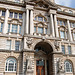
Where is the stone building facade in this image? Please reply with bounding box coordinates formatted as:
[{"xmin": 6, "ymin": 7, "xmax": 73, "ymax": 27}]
[{"xmin": 0, "ymin": 0, "xmax": 75, "ymax": 75}]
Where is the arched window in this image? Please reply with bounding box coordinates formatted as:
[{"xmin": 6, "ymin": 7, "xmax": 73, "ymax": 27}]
[
  {"xmin": 64, "ymin": 61, "xmax": 72, "ymax": 72},
  {"xmin": 34, "ymin": 15, "xmax": 47, "ymax": 22},
  {"xmin": 68, "ymin": 10, "xmax": 73, "ymax": 14},
  {"xmin": 57, "ymin": 8, "xmax": 62, "ymax": 11},
  {"xmin": 5, "ymin": 58, "xmax": 17, "ymax": 72}
]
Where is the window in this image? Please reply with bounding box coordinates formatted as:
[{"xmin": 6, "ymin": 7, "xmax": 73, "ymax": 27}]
[
  {"xmin": 19, "ymin": 25, "xmax": 21, "ymax": 34},
  {"xmin": 5, "ymin": 58, "xmax": 16, "ymax": 72},
  {"xmin": 64, "ymin": 61, "xmax": 72, "ymax": 72},
  {"xmin": 12, "ymin": 25, "xmax": 18, "ymax": 33},
  {"xmin": 60, "ymin": 31, "xmax": 65, "ymax": 39},
  {"xmin": 19, "ymin": 13, "xmax": 22, "ymax": 19},
  {"xmin": 0, "ymin": 23, "xmax": 3, "ymax": 32},
  {"xmin": 34, "ymin": 26, "xmax": 36, "ymax": 33},
  {"xmin": 57, "ymin": 20, "xmax": 66, "ymax": 26},
  {"xmin": 6, "ymin": 40, "xmax": 11, "ymax": 50},
  {"xmin": 73, "ymin": 32, "xmax": 75, "ymax": 40},
  {"xmin": 14, "ymin": 13, "xmax": 18, "ymax": 19},
  {"xmin": 57, "ymin": 8, "xmax": 62, "ymax": 11},
  {"xmin": 34, "ymin": 15, "xmax": 47, "ymax": 22},
  {"xmin": 70, "ymin": 22, "xmax": 75, "ymax": 28},
  {"xmin": 8, "ymin": 24, "xmax": 10, "ymax": 33},
  {"xmin": 15, "ymin": 0, "xmax": 20, "ymax": 3},
  {"xmin": 9, "ymin": 12, "xmax": 13, "ymax": 18},
  {"xmin": 68, "ymin": 46, "xmax": 71, "ymax": 55},
  {"xmin": 45, "ymin": 28, "xmax": 47, "ymax": 34},
  {"xmin": 68, "ymin": 10, "xmax": 73, "ymax": 14},
  {"xmin": 38, "ymin": 27, "xmax": 43, "ymax": 34},
  {"xmin": 2, "ymin": 10, "xmax": 5, "ymax": 16},
  {"xmin": 38, "ymin": 16, "xmax": 43, "ymax": 21},
  {"xmin": 15, "ymin": 41, "xmax": 20, "ymax": 51},
  {"xmin": 61, "ymin": 45, "xmax": 65, "ymax": 54}
]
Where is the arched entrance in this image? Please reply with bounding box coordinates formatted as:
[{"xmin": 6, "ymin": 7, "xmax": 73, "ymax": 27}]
[{"xmin": 34, "ymin": 41, "xmax": 54, "ymax": 75}]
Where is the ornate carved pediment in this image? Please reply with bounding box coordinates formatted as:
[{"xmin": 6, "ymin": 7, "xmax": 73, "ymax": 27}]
[
  {"xmin": 8, "ymin": 19, "xmax": 22, "ymax": 25},
  {"xmin": 24, "ymin": 0, "xmax": 57, "ymax": 9}
]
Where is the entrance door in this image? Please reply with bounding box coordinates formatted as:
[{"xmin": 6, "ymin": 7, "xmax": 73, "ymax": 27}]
[{"xmin": 36, "ymin": 60, "xmax": 45, "ymax": 75}]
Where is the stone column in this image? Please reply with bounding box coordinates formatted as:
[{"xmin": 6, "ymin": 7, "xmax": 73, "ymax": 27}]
[
  {"xmin": 26, "ymin": 9, "xmax": 29, "ymax": 34},
  {"xmin": 54, "ymin": 14, "xmax": 59, "ymax": 37},
  {"xmin": 67, "ymin": 20, "xmax": 73, "ymax": 41},
  {"xmin": 30, "ymin": 10, "xmax": 34, "ymax": 35},
  {"xmin": 3, "ymin": 8, "xmax": 9, "ymax": 33},
  {"xmin": 50, "ymin": 14, "xmax": 55, "ymax": 37},
  {"xmin": 22, "ymin": 12, "xmax": 25, "ymax": 35}
]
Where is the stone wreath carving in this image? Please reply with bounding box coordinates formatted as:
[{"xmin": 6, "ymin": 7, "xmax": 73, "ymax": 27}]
[{"xmin": 26, "ymin": 37, "xmax": 33, "ymax": 48}]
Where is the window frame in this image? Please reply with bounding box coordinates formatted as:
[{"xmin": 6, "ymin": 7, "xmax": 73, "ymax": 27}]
[
  {"xmin": 64, "ymin": 61, "xmax": 72, "ymax": 73},
  {"xmin": 15, "ymin": 41, "xmax": 20, "ymax": 51},
  {"xmin": 5, "ymin": 58, "xmax": 17, "ymax": 72}
]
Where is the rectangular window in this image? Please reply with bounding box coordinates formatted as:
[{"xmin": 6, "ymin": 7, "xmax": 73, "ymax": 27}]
[
  {"xmin": 38, "ymin": 27, "xmax": 43, "ymax": 34},
  {"xmin": 6, "ymin": 40, "xmax": 11, "ymax": 50},
  {"xmin": 0, "ymin": 23, "xmax": 3, "ymax": 32},
  {"xmin": 59, "ymin": 20, "xmax": 63, "ymax": 25},
  {"xmin": 19, "ymin": 13, "xmax": 22, "ymax": 19},
  {"xmin": 68, "ymin": 46, "xmax": 71, "ymax": 54},
  {"xmin": 9, "ymin": 12, "xmax": 13, "ymax": 18},
  {"xmin": 73, "ymin": 32, "xmax": 75, "ymax": 40},
  {"xmin": 34, "ymin": 27, "xmax": 36, "ymax": 32},
  {"xmin": 14, "ymin": 13, "xmax": 18, "ymax": 19},
  {"xmin": 61, "ymin": 45, "xmax": 65, "ymax": 54},
  {"xmin": 19, "ymin": 25, "xmax": 21, "ymax": 34},
  {"xmin": 15, "ymin": 41, "xmax": 20, "ymax": 51},
  {"xmin": 15, "ymin": 0, "xmax": 20, "ymax": 3},
  {"xmin": 60, "ymin": 31, "xmax": 65, "ymax": 39},
  {"xmin": 2, "ymin": 10, "xmax": 5, "ymax": 16},
  {"xmin": 12, "ymin": 25, "xmax": 18, "ymax": 33},
  {"xmin": 8, "ymin": 24, "xmax": 10, "ymax": 33}
]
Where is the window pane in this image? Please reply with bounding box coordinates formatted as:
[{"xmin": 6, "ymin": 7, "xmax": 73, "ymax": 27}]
[
  {"xmin": 45, "ymin": 28, "xmax": 47, "ymax": 34},
  {"xmin": 9, "ymin": 12, "xmax": 13, "ymax": 18},
  {"xmin": 34, "ymin": 27, "xmax": 36, "ymax": 32},
  {"xmin": 61, "ymin": 45, "xmax": 65, "ymax": 54},
  {"xmin": 12, "ymin": 25, "xmax": 18, "ymax": 33},
  {"xmin": 73, "ymin": 33, "xmax": 75, "ymax": 40},
  {"xmin": 0, "ymin": 23, "xmax": 3, "ymax": 32},
  {"xmin": 19, "ymin": 25, "xmax": 21, "ymax": 34},
  {"xmin": 2, "ymin": 10, "xmax": 5, "ymax": 16},
  {"xmin": 19, "ymin": 13, "xmax": 22, "ymax": 19},
  {"xmin": 15, "ymin": 41, "xmax": 20, "ymax": 51},
  {"xmin": 68, "ymin": 46, "xmax": 71, "ymax": 54},
  {"xmin": 6, "ymin": 40, "xmax": 11, "ymax": 50},
  {"xmin": 38, "ymin": 16, "xmax": 43, "ymax": 21},
  {"xmin": 38, "ymin": 27, "xmax": 43, "ymax": 34},
  {"xmin": 8, "ymin": 24, "xmax": 10, "ymax": 33},
  {"xmin": 15, "ymin": 0, "xmax": 20, "ymax": 3},
  {"xmin": 60, "ymin": 31, "xmax": 65, "ymax": 38},
  {"xmin": 14, "ymin": 13, "xmax": 18, "ymax": 18}
]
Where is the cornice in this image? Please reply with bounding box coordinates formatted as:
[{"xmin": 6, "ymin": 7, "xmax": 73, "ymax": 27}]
[
  {"xmin": 57, "ymin": 11, "xmax": 75, "ymax": 17},
  {"xmin": 0, "ymin": 0, "xmax": 25, "ymax": 7}
]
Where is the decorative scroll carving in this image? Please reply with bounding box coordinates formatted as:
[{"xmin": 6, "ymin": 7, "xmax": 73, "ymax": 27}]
[
  {"xmin": 26, "ymin": 37, "xmax": 33, "ymax": 48},
  {"xmin": 54, "ymin": 40, "xmax": 59, "ymax": 51}
]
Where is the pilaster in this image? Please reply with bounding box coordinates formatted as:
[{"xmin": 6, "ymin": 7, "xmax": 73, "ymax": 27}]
[
  {"xmin": 67, "ymin": 20, "xmax": 73, "ymax": 42},
  {"xmin": 3, "ymin": 8, "xmax": 9, "ymax": 34}
]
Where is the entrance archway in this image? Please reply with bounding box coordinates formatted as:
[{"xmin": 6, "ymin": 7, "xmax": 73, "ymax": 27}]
[{"xmin": 34, "ymin": 41, "xmax": 54, "ymax": 75}]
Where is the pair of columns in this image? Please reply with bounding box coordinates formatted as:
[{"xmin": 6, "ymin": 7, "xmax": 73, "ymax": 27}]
[
  {"xmin": 50, "ymin": 14, "xmax": 73, "ymax": 41},
  {"xmin": 50, "ymin": 14, "xmax": 59, "ymax": 38},
  {"xmin": 25, "ymin": 9, "xmax": 34, "ymax": 35}
]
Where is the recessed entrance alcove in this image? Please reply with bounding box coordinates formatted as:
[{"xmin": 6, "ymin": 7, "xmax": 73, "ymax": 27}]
[{"xmin": 34, "ymin": 41, "xmax": 54, "ymax": 75}]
